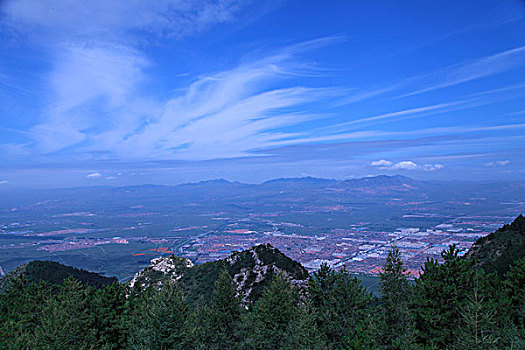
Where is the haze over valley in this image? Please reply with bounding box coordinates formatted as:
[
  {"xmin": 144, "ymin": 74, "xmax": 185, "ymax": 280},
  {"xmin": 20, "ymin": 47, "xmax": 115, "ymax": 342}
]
[{"xmin": 1, "ymin": 175, "xmax": 523, "ymax": 280}]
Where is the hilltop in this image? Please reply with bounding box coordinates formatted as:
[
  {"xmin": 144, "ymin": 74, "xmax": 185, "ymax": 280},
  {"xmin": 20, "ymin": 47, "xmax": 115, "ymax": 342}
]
[
  {"xmin": 0, "ymin": 260, "xmax": 117, "ymax": 292},
  {"xmin": 129, "ymin": 243, "xmax": 309, "ymax": 304}
]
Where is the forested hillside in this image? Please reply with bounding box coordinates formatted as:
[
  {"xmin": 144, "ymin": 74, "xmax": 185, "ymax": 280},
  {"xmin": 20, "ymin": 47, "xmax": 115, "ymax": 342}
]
[
  {"xmin": 0, "ymin": 260, "xmax": 117, "ymax": 293},
  {"xmin": 1, "ymin": 218, "xmax": 524, "ymax": 349},
  {"xmin": 466, "ymin": 214, "xmax": 525, "ymax": 275}
]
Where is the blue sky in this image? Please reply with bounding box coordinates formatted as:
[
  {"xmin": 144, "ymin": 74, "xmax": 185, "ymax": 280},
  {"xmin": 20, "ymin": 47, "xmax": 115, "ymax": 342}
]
[{"xmin": 1, "ymin": 0, "xmax": 524, "ymax": 188}]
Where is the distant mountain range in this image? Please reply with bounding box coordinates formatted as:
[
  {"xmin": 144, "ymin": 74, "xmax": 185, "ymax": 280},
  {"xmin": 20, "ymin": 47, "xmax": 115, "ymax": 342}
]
[
  {"xmin": 1, "ymin": 174, "xmax": 522, "ymax": 193},
  {"xmin": 2, "ymin": 174, "xmax": 523, "ymax": 212}
]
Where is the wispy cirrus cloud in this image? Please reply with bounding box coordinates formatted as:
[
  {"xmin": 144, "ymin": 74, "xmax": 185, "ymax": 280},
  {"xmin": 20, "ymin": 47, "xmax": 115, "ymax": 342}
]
[
  {"xmin": 400, "ymin": 46, "xmax": 525, "ymax": 98},
  {"xmin": 31, "ymin": 44, "xmax": 149, "ymax": 153},
  {"xmin": 29, "ymin": 37, "xmax": 342, "ymax": 160},
  {"xmin": 1, "ymin": 0, "xmax": 524, "ymax": 170},
  {"xmin": 2, "ymin": 0, "xmax": 345, "ymax": 162},
  {"xmin": 324, "ymin": 99, "xmax": 473, "ymax": 131},
  {"xmin": 334, "ymin": 46, "xmax": 525, "ymax": 106},
  {"xmin": 1, "ymin": 0, "xmax": 249, "ymax": 41},
  {"xmin": 88, "ymin": 46, "xmax": 342, "ymax": 160}
]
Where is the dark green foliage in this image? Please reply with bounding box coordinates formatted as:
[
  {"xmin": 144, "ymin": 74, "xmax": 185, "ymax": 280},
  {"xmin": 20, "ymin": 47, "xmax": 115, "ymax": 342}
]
[
  {"xmin": 413, "ymin": 245, "xmax": 477, "ymax": 348},
  {"xmin": 283, "ymin": 301, "xmax": 326, "ymax": 350},
  {"xmin": 0, "ymin": 260, "xmax": 117, "ymax": 293},
  {"xmin": 130, "ymin": 280, "xmax": 190, "ymax": 350},
  {"xmin": 179, "ymin": 260, "xmax": 228, "ymax": 303},
  {"xmin": 309, "ymin": 263, "xmax": 373, "ymax": 349},
  {"xmin": 466, "ymin": 214, "xmax": 525, "ymax": 275},
  {"xmin": 199, "ymin": 270, "xmax": 244, "ymax": 349},
  {"xmin": 503, "ymin": 258, "xmax": 525, "ymax": 328},
  {"xmin": 32, "ymin": 278, "xmax": 97, "ymax": 349},
  {"xmin": 457, "ymin": 275, "xmax": 500, "ymax": 349},
  {"xmin": 378, "ymin": 245, "xmax": 412, "ymax": 348},
  {"xmin": 0, "ymin": 277, "xmax": 55, "ymax": 349},
  {"xmin": 90, "ymin": 283, "xmax": 129, "ymax": 349},
  {"xmin": 249, "ymin": 274, "xmax": 300, "ymax": 349}
]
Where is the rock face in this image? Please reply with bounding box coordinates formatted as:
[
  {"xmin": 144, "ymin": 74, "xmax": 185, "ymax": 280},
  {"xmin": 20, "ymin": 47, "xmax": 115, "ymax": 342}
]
[
  {"xmin": 466, "ymin": 215, "xmax": 525, "ymax": 275},
  {"xmin": 226, "ymin": 244, "xmax": 309, "ymax": 304},
  {"xmin": 128, "ymin": 255, "xmax": 194, "ymax": 290},
  {"xmin": 128, "ymin": 243, "xmax": 310, "ymax": 304}
]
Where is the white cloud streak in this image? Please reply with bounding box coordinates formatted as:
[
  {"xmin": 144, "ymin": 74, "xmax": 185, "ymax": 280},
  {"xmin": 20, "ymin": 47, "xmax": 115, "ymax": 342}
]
[
  {"xmin": 371, "ymin": 160, "xmax": 444, "ymax": 171},
  {"xmin": 485, "ymin": 160, "xmax": 510, "ymax": 167},
  {"xmin": 326, "ymin": 99, "xmax": 473, "ymax": 131},
  {"xmin": 3, "ymin": 0, "xmax": 347, "ymax": 162},
  {"xmin": 370, "ymin": 159, "xmax": 392, "ymax": 167},
  {"xmin": 265, "ymin": 121, "xmax": 525, "ymax": 148},
  {"xmin": 107, "ymin": 57, "xmax": 340, "ymax": 160},
  {"xmin": 401, "ymin": 46, "xmax": 525, "ymax": 97},
  {"xmin": 335, "ymin": 47, "xmax": 525, "ymax": 106},
  {"xmin": 86, "ymin": 172, "xmax": 102, "ymax": 178}
]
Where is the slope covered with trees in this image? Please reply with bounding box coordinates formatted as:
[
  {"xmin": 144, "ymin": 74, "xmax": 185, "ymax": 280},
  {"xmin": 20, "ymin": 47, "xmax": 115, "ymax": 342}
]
[
  {"xmin": 0, "ymin": 260, "xmax": 117, "ymax": 293},
  {"xmin": 466, "ymin": 214, "xmax": 525, "ymax": 275}
]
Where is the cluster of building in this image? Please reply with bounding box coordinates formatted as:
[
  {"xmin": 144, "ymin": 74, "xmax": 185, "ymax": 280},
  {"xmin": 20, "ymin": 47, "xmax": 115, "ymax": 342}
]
[
  {"xmin": 0, "ymin": 210, "xmax": 510, "ymax": 277},
  {"xmin": 175, "ymin": 216, "xmax": 506, "ymax": 276},
  {"xmin": 37, "ymin": 237, "xmax": 129, "ymax": 252}
]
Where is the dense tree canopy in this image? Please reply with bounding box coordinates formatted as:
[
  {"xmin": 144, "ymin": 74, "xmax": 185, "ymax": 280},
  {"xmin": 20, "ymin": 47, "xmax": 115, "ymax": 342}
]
[{"xmin": 1, "ymin": 244, "xmax": 524, "ymax": 349}]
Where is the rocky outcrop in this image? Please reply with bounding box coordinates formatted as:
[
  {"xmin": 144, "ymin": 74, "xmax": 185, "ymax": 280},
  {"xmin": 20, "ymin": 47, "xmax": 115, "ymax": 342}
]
[
  {"xmin": 227, "ymin": 244, "xmax": 309, "ymax": 304},
  {"xmin": 128, "ymin": 255, "xmax": 193, "ymax": 290},
  {"xmin": 128, "ymin": 244, "xmax": 309, "ymax": 304}
]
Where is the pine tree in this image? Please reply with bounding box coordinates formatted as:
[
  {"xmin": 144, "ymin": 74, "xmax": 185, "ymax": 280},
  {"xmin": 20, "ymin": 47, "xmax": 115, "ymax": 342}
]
[
  {"xmin": 90, "ymin": 282, "xmax": 129, "ymax": 349},
  {"xmin": 130, "ymin": 280, "xmax": 190, "ymax": 350},
  {"xmin": 309, "ymin": 263, "xmax": 373, "ymax": 349},
  {"xmin": 249, "ymin": 273, "xmax": 299, "ymax": 350},
  {"xmin": 202, "ymin": 269, "xmax": 244, "ymax": 349},
  {"xmin": 498, "ymin": 258, "xmax": 525, "ymax": 349},
  {"xmin": 283, "ymin": 300, "xmax": 326, "ymax": 350},
  {"xmin": 0, "ymin": 278, "xmax": 54, "ymax": 349},
  {"xmin": 378, "ymin": 245, "xmax": 412, "ymax": 348},
  {"xmin": 412, "ymin": 245, "xmax": 476, "ymax": 348},
  {"xmin": 457, "ymin": 274, "xmax": 499, "ymax": 349},
  {"xmin": 503, "ymin": 257, "xmax": 525, "ymax": 328},
  {"xmin": 32, "ymin": 277, "xmax": 97, "ymax": 350}
]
